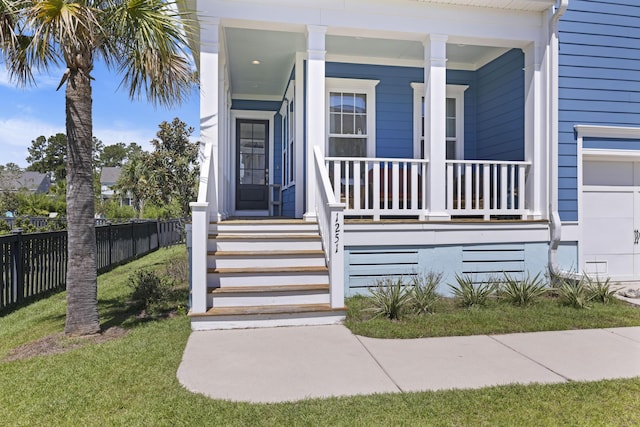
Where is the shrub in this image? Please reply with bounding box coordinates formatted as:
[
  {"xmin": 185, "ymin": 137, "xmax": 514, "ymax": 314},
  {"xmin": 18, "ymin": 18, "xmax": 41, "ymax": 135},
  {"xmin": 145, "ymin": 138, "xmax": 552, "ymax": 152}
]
[
  {"xmin": 127, "ymin": 269, "xmax": 171, "ymax": 314},
  {"xmin": 585, "ymin": 275, "xmax": 617, "ymax": 305},
  {"xmin": 368, "ymin": 277, "xmax": 413, "ymax": 320},
  {"xmin": 557, "ymin": 277, "xmax": 592, "ymax": 309},
  {"xmin": 449, "ymin": 274, "xmax": 496, "ymax": 308},
  {"xmin": 410, "ymin": 272, "xmax": 441, "ymax": 314},
  {"xmin": 499, "ymin": 272, "xmax": 547, "ymax": 307}
]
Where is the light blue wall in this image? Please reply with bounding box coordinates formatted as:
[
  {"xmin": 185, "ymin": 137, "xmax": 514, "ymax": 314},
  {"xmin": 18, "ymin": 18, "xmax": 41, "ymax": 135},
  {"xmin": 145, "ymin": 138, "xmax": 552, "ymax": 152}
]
[
  {"xmin": 558, "ymin": 0, "xmax": 640, "ymax": 221},
  {"xmin": 345, "ymin": 242, "xmax": 549, "ymax": 296}
]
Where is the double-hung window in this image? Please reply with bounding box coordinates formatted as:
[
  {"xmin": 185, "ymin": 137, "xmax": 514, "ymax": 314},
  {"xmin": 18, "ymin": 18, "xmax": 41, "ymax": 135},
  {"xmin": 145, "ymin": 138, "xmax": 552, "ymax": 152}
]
[
  {"xmin": 411, "ymin": 83, "xmax": 468, "ymax": 160},
  {"xmin": 326, "ymin": 78, "xmax": 379, "ymax": 158}
]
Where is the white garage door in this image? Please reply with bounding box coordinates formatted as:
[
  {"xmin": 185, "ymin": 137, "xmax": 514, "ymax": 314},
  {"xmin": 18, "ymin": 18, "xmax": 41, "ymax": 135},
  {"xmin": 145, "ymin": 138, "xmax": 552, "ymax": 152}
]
[{"xmin": 582, "ymin": 160, "xmax": 640, "ymax": 280}]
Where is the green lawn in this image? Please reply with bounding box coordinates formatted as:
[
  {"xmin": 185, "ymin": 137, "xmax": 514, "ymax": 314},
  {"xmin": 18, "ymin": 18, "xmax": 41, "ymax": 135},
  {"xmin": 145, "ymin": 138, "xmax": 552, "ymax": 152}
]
[{"xmin": 1, "ymin": 247, "xmax": 640, "ymax": 426}]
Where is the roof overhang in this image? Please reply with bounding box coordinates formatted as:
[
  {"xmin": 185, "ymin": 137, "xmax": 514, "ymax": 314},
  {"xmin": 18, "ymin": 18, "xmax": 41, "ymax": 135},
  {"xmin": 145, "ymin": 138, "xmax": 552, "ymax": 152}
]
[{"xmin": 415, "ymin": 0, "xmax": 556, "ymax": 12}]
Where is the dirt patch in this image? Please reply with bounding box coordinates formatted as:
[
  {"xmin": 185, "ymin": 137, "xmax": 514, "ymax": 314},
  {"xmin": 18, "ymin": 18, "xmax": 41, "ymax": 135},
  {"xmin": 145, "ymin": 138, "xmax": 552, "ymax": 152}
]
[{"xmin": 2, "ymin": 327, "xmax": 129, "ymax": 362}]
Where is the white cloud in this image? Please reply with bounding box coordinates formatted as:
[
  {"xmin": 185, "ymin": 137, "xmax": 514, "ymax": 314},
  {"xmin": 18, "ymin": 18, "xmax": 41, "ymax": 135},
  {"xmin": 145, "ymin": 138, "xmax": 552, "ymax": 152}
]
[
  {"xmin": 0, "ymin": 117, "xmax": 64, "ymax": 167},
  {"xmin": 0, "ymin": 117, "xmax": 161, "ymax": 167},
  {"xmin": 0, "ymin": 68, "xmax": 65, "ymax": 89}
]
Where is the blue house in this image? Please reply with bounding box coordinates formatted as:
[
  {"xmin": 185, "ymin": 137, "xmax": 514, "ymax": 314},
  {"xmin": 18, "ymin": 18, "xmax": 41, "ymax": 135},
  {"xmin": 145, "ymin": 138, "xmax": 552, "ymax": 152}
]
[{"xmin": 181, "ymin": 0, "xmax": 639, "ymax": 329}]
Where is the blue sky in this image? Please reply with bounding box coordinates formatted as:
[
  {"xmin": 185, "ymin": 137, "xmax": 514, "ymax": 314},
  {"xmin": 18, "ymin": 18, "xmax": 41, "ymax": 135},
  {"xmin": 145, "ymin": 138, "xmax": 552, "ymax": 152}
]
[{"xmin": 0, "ymin": 60, "xmax": 200, "ymax": 168}]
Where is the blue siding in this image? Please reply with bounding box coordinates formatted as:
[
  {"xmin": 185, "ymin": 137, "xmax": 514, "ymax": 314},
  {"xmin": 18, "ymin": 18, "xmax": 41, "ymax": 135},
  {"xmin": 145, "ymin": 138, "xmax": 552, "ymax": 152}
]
[
  {"xmin": 325, "ymin": 57, "xmax": 522, "ymax": 162},
  {"xmin": 326, "ymin": 62, "xmax": 421, "ymax": 158},
  {"xmin": 475, "ymin": 49, "xmax": 525, "ymax": 161},
  {"xmin": 559, "ymin": 0, "xmax": 640, "ymax": 221},
  {"xmin": 345, "ymin": 242, "xmax": 549, "ymax": 296},
  {"xmin": 281, "ymin": 187, "xmax": 296, "ymax": 218},
  {"xmin": 231, "ymin": 99, "xmax": 281, "ymax": 111}
]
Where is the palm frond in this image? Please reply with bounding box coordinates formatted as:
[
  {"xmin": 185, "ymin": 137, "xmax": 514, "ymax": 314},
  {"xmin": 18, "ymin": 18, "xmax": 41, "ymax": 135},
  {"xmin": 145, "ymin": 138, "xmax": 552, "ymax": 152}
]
[{"xmin": 108, "ymin": 0, "xmax": 196, "ymax": 107}]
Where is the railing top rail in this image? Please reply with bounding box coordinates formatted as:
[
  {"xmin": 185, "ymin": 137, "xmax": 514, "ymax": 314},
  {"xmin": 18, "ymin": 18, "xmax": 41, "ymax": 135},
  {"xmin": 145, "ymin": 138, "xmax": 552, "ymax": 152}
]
[
  {"xmin": 314, "ymin": 147, "xmax": 341, "ymax": 206},
  {"xmin": 446, "ymin": 159, "xmax": 532, "ymax": 166},
  {"xmin": 326, "ymin": 156, "xmax": 430, "ymax": 164}
]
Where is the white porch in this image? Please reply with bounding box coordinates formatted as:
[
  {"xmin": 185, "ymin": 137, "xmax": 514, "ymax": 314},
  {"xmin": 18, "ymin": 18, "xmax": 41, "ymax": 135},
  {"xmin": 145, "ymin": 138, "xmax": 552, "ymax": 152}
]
[{"xmin": 184, "ymin": 0, "xmax": 560, "ymax": 327}]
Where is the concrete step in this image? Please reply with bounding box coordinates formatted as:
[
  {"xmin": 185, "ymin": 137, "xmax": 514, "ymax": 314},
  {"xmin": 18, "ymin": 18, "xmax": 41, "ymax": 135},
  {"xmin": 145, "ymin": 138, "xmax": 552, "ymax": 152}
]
[
  {"xmin": 208, "ymin": 250, "xmax": 326, "ymax": 269},
  {"xmin": 189, "ymin": 303, "xmax": 346, "ymax": 330},
  {"xmin": 208, "ymin": 284, "xmax": 330, "ymax": 307},
  {"xmin": 207, "ymin": 266, "xmax": 329, "ymax": 287}
]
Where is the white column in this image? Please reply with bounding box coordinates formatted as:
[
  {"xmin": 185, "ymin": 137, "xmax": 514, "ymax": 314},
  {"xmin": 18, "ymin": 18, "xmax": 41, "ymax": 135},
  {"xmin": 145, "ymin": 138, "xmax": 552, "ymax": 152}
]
[
  {"xmin": 295, "ymin": 52, "xmax": 305, "ymax": 218},
  {"xmin": 524, "ymin": 42, "xmax": 546, "ymax": 220},
  {"xmin": 189, "ymin": 202, "xmax": 208, "ymax": 314},
  {"xmin": 201, "ymin": 17, "xmax": 220, "ymax": 222},
  {"xmin": 304, "ymin": 25, "xmax": 327, "ymax": 222},
  {"xmin": 424, "ymin": 35, "xmax": 450, "ymax": 220}
]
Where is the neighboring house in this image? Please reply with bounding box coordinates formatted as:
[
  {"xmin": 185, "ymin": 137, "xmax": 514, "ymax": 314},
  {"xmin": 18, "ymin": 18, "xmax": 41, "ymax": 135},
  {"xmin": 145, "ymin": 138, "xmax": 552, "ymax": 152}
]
[
  {"xmin": 182, "ymin": 0, "xmax": 639, "ymax": 329},
  {"xmin": 100, "ymin": 167, "xmax": 131, "ymax": 206},
  {"xmin": 5, "ymin": 171, "xmax": 51, "ymax": 194}
]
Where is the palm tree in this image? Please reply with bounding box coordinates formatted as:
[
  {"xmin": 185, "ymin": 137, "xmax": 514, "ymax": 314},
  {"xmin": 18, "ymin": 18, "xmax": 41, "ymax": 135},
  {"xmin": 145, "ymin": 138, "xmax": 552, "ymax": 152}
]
[{"xmin": 0, "ymin": 0, "xmax": 194, "ymax": 335}]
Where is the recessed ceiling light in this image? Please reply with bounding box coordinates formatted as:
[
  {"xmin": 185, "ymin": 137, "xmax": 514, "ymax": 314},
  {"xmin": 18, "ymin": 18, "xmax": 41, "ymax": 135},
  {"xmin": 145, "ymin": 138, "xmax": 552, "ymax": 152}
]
[{"xmin": 251, "ymin": 60, "xmax": 261, "ymax": 65}]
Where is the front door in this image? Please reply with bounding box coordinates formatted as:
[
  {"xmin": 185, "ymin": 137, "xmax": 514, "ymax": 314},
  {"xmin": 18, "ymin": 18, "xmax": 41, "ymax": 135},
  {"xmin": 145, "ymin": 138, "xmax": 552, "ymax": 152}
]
[{"xmin": 236, "ymin": 119, "xmax": 269, "ymax": 211}]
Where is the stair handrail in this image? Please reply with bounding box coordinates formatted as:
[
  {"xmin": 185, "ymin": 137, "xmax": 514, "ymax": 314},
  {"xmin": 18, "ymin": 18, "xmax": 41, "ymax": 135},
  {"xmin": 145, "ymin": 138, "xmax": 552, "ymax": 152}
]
[{"xmin": 313, "ymin": 146, "xmax": 345, "ymax": 309}]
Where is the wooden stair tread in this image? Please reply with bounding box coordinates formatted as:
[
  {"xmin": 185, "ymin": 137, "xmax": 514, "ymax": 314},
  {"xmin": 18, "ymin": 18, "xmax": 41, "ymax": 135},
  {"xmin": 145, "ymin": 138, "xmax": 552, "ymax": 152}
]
[
  {"xmin": 190, "ymin": 304, "xmax": 345, "ymax": 317},
  {"xmin": 208, "ymin": 250, "xmax": 324, "ymax": 257},
  {"xmin": 209, "ymin": 284, "xmax": 329, "ymax": 294},
  {"xmin": 209, "ymin": 266, "xmax": 328, "ymax": 274}
]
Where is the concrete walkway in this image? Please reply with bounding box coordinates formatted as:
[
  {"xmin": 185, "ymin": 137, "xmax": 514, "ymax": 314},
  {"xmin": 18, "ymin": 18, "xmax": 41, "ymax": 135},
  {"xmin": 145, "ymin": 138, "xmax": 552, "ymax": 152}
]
[{"xmin": 177, "ymin": 325, "xmax": 640, "ymax": 403}]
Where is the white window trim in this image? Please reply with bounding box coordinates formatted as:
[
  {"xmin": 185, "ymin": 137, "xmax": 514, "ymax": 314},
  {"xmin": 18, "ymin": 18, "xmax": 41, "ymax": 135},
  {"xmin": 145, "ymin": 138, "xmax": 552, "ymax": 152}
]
[
  {"xmin": 325, "ymin": 77, "xmax": 379, "ymax": 158},
  {"xmin": 280, "ymin": 82, "xmax": 295, "ymax": 189},
  {"xmin": 411, "ymin": 82, "xmax": 468, "ymax": 160}
]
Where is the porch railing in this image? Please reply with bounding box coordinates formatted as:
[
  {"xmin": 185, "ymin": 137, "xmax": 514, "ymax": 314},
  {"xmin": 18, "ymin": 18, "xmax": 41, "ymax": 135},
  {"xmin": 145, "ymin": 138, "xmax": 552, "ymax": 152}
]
[
  {"xmin": 325, "ymin": 156, "xmax": 429, "ymax": 221},
  {"xmin": 313, "ymin": 147, "xmax": 345, "ymax": 309},
  {"xmin": 446, "ymin": 160, "xmax": 531, "ymax": 219},
  {"xmin": 321, "ymin": 156, "xmax": 531, "ymax": 220}
]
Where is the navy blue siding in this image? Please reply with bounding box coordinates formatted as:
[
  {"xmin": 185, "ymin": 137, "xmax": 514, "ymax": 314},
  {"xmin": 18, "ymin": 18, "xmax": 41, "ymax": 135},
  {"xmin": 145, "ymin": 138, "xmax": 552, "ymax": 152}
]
[
  {"xmin": 475, "ymin": 49, "xmax": 525, "ymax": 161},
  {"xmin": 325, "ymin": 54, "xmax": 523, "ymax": 162},
  {"xmin": 326, "ymin": 63, "xmax": 421, "ymax": 158},
  {"xmin": 559, "ymin": 0, "xmax": 640, "ymax": 221},
  {"xmin": 281, "ymin": 187, "xmax": 295, "ymax": 217},
  {"xmin": 231, "ymin": 99, "xmax": 281, "ymax": 111}
]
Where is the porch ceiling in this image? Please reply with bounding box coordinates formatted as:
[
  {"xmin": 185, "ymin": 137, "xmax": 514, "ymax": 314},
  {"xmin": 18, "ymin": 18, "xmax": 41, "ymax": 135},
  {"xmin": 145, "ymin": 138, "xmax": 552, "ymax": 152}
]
[{"xmin": 225, "ymin": 28, "xmax": 509, "ymax": 100}]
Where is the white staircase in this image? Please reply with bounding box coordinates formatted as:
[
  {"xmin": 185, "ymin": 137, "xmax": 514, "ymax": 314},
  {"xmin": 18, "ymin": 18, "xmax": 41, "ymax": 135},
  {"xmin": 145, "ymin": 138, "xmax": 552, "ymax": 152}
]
[{"xmin": 189, "ymin": 219, "xmax": 346, "ymax": 330}]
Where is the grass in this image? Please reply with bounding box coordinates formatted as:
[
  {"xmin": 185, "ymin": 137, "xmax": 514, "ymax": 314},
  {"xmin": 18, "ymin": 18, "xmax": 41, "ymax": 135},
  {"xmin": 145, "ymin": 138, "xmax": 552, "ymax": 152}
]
[
  {"xmin": 1, "ymin": 250, "xmax": 640, "ymax": 425},
  {"xmin": 345, "ymin": 294, "xmax": 640, "ymax": 339}
]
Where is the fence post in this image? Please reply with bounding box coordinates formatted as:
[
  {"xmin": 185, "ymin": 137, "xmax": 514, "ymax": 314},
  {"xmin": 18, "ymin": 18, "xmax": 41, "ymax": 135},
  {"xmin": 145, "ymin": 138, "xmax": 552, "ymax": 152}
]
[
  {"xmin": 107, "ymin": 222, "xmax": 112, "ymax": 268},
  {"xmin": 11, "ymin": 229, "xmax": 24, "ymax": 304}
]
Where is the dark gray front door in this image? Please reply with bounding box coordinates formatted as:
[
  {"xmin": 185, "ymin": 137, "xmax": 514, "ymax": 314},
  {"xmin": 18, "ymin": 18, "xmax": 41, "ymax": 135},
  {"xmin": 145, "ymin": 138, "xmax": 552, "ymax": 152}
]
[{"xmin": 236, "ymin": 119, "xmax": 269, "ymax": 210}]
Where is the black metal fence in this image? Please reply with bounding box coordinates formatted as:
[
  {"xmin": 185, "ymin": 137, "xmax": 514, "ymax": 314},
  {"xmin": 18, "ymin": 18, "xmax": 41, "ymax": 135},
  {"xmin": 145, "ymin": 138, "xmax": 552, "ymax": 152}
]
[{"xmin": 0, "ymin": 219, "xmax": 184, "ymax": 311}]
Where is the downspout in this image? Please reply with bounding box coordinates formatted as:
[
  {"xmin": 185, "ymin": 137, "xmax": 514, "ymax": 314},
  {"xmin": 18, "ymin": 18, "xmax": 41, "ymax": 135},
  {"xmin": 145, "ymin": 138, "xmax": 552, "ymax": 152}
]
[{"xmin": 548, "ymin": 0, "xmax": 570, "ymax": 278}]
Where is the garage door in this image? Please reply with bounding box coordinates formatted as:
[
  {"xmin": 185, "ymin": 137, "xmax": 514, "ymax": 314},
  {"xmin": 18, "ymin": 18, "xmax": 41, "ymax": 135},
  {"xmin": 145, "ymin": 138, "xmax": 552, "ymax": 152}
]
[{"xmin": 582, "ymin": 160, "xmax": 640, "ymax": 280}]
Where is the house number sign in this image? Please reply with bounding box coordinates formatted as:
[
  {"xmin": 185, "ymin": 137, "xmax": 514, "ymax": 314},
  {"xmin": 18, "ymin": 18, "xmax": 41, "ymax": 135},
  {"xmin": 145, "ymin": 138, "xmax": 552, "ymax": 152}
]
[
  {"xmin": 635, "ymin": 229, "xmax": 640, "ymax": 245},
  {"xmin": 334, "ymin": 215, "xmax": 341, "ymax": 253}
]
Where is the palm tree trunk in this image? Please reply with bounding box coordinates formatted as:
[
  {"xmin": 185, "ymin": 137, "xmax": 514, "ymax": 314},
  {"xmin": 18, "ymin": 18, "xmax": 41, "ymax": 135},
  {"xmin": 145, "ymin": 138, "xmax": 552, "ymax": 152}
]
[{"xmin": 64, "ymin": 61, "xmax": 100, "ymax": 336}]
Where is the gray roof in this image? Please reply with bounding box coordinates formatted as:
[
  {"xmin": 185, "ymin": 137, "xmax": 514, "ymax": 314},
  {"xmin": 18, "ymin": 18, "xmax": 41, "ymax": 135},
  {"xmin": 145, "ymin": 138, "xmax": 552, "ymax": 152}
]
[
  {"xmin": 100, "ymin": 167, "xmax": 122, "ymax": 185},
  {"xmin": 5, "ymin": 171, "xmax": 51, "ymax": 193}
]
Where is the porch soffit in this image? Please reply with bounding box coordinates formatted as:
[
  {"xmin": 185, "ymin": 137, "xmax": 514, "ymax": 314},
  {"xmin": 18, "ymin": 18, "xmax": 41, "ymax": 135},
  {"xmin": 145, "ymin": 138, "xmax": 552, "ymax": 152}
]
[{"xmin": 225, "ymin": 28, "xmax": 512, "ymax": 100}]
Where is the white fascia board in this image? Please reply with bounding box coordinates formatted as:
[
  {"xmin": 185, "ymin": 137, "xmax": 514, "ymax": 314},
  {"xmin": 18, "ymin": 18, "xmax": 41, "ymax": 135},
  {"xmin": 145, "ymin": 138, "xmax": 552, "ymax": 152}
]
[
  {"xmin": 575, "ymin": 125, "xmax": 640, "ymax": 140},
  {"xmin": 200, "ymin": 0, "xmax": 546, "ymax": 47}
]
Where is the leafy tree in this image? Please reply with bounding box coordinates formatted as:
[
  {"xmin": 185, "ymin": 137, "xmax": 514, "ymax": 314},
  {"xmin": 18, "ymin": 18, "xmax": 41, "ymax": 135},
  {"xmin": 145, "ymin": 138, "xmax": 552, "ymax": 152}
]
[
  {"xmin": 26, "ymin": 133, "xmax": 68, "ymax": 181},
  {"xmin": 0, "ymin": 0, "xmax": 195, "ymax": 336},
  {"xmin": 144, "ymin": 118, "xmax": 199, "ymax": 218},
  {"xmin": 115, "ymin": 150, "xmax": 149, "ymax": 217},
  {"xmin": 99, "ymin": 143, "xmax": 128, "ymax": 168}
]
